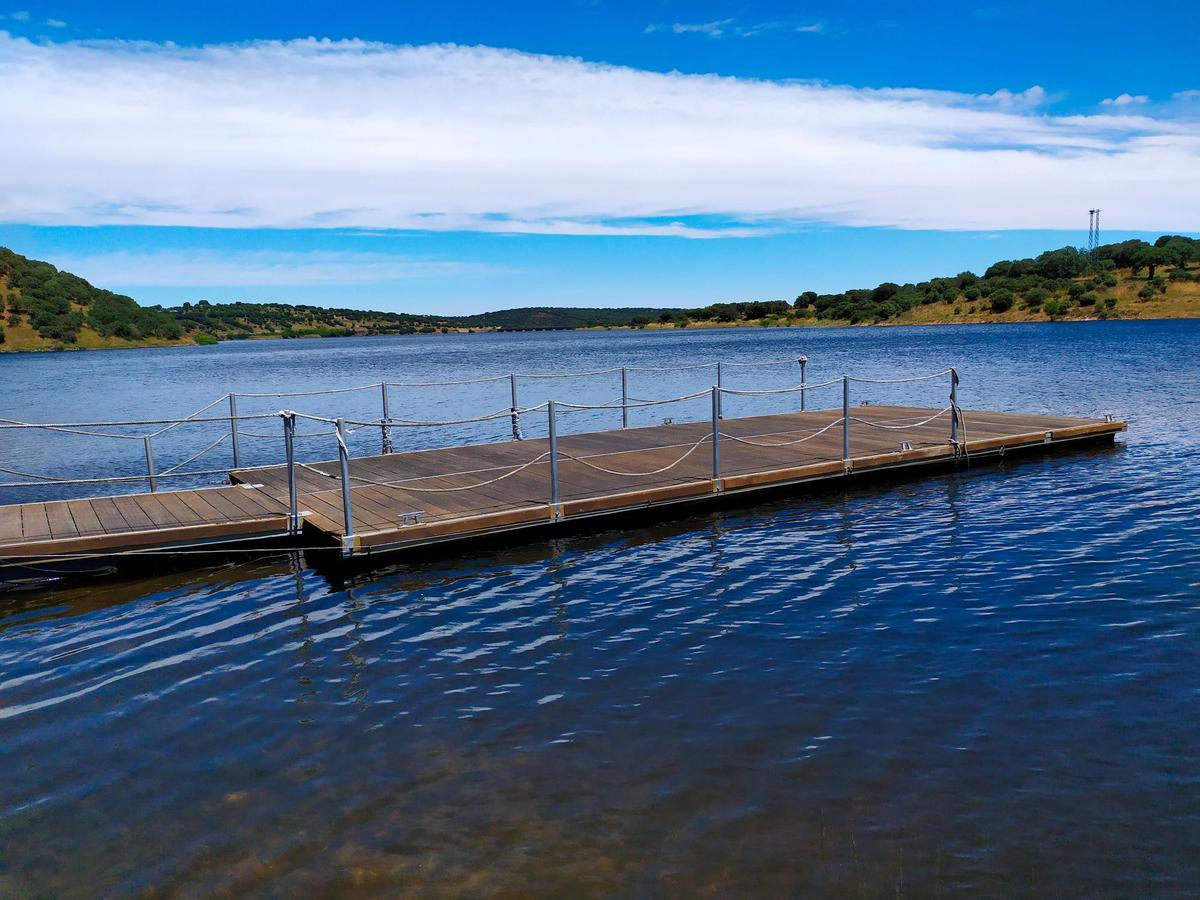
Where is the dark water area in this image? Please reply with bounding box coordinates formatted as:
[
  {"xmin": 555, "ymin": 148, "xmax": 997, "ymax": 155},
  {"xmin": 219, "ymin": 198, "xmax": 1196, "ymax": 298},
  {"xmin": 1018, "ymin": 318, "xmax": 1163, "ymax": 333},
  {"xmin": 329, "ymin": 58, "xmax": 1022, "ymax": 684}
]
[{"xmin": 1, "ymin": 321, "xmax": 1198, "ymax": 896}]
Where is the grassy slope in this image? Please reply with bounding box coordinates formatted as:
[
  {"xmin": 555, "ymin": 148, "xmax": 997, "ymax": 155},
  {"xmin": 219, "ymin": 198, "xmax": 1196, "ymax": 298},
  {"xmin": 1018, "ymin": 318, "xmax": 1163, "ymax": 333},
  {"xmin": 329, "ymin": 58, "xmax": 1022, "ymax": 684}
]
[
  {"xmin": 660, "ymin": 271, "xmax": 1200, "ymax": 330},
  {"xmin": 3, "ymin": 266, "xmax": 1199, "ymax": 352}
]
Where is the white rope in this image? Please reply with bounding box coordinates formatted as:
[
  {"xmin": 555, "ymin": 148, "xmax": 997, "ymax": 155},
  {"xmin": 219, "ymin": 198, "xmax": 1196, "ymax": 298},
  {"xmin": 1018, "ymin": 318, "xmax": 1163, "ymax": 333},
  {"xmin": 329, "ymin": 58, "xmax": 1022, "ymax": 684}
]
[
  {"xmin": 158, "ymin": 431, "xmax": 231, "ymax": 475},
  {"xmin": 846, "ymin": 369, "xmax": 954, "ymax": 385},
  {"xmin": 720, "ymin": 357, "xmax": 805, "ymax": 368},
  {"xmin": 0, "ymin": 412, "xmax": 281, "ymax": 430},
  {"xmin": 387, "ymin": 374, "xmax": 512, "ymax": 387},
  {"xmin": 561, "ymin": 435, "xmax": 710, "ymax": 476},
  {"xmin": 624, "ymin": 362, "xmax": 717, "ymax": 373},
  {"xmin": 719, "ymin": 377, "xmax": 842, "ymax": 396},
  {"xmin": 144, "ymin": 394, "xmax": 234, "ymax": 438},
  {"xmin": 555, "ymin": 389, "xmax": 710, "ymax": 411},
  {"xmin": 719, "ymin": 417, "xmax": 845, "ymax": 447},
  {"xmin": 231, "ymin": 383, "xmax": 382, "ymax": 399},
  {"xmin": 849, "ymin": 408, "xmax": 951, "ymax": 429},
  {"xmin": 299, "ymin": 451, "xmax": 553, "ymax": 493},
  {"xmin": 0, "ymin": 417, "xmax": 146, "ymax": 441},
  {"xmin": 513, "ymin": 367, "xmax": 621, "ymax": 379},
  {"xmin": 0, "ymin": 465, "xmax": 232, "ymax": 487}
]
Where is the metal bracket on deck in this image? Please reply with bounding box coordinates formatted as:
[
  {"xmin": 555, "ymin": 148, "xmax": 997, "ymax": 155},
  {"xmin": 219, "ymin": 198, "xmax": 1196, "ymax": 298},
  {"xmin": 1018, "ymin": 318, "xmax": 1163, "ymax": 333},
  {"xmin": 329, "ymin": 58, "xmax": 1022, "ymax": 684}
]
[
  {"xmin": 1105, "ymin": 414, "xmax": 1115, "ymax": 422},
  {"xmin": 899, "ymin": 440, "xmax": 913, "ymax": 452},
  {"xmin": 396, "ymin": 511, "xmax": 424, "ymax": 526},
  {"xmin": 1044, "ymin": 431, "xmax": 1053, "ymax": 443}
]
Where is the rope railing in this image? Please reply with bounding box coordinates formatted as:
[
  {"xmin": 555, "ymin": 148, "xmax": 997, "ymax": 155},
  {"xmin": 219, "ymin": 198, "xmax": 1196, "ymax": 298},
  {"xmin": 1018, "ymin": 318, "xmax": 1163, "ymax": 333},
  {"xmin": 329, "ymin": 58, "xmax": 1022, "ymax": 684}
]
[{"xmin": 0, "ymin": 361, "xmax": 968, "ymax": 551}]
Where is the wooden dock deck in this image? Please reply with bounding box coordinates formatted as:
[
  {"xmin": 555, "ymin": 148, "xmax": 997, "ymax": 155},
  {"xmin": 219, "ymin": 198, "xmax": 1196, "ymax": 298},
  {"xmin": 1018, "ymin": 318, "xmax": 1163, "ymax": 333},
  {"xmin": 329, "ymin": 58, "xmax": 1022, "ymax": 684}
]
[
  {"xmin": 0, "ymin": 485, "xmax": 291, "ymax": 561},
  {"xmin": 230, "ymin": 404, "xmax": 1124, "ymax": 557},
  {"xmin": 0, "ymin": 403, "xmax": 1125, "ymax": 568}
]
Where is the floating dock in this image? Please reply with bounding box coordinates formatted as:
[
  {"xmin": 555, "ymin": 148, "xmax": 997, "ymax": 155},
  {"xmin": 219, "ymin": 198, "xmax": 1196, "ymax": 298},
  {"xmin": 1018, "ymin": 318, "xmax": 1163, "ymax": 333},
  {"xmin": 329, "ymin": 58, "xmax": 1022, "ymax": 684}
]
[{"xmin": 0, "ymin": 402, "xmax": 1125, "ymax": 567}]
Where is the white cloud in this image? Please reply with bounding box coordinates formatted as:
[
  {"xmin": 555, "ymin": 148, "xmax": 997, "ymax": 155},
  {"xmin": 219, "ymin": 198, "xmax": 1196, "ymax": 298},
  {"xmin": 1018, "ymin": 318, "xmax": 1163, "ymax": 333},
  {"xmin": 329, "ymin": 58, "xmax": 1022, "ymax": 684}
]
[
  {"xmin": 645, "ymin": 19, "xmax": 734, "ymax": 37},
  {"xmin": 0, "ymin": 35, "xmax": 1197, "ymax": 235},
  {"xmin": 647, "ymin": 18, "xmax": 824, "ymax": 38},
  {"xmin": 49, "ymin": 249, "xmax": 507, "ymax": 287},
  {"xmin": 1172, "ymin": 89, "xmax": 1200, "ymax": 102},
  {"xmin": 45, "ymin": 18, "xmax": 65, "ymax": 27},
  {"xmin": 1101, "ymin": 93, "xmax": 1150, "ymax": 106},
  {"xmin": 1, "ymin": 10, "xmax": 30, "ymax": 21}
]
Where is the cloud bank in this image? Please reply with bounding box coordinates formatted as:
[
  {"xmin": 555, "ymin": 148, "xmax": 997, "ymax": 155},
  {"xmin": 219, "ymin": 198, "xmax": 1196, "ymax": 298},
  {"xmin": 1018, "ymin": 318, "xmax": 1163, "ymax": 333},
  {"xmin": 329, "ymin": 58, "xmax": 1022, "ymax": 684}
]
[
  {"xmin": 51, "ymin": 250, "xmax": 506, "ymax": 287},
  {"xmin": 1, "ymin": 34, "xmax": 1197, "ymax": 235}
]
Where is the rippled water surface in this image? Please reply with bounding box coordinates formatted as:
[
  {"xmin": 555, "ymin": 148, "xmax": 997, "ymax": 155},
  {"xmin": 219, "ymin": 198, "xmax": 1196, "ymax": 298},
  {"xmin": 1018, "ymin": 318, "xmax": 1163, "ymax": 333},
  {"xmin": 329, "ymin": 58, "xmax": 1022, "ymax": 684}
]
[{"xmin": 2, "ymin": 322, "xmax": 1199, "ymax": 896}]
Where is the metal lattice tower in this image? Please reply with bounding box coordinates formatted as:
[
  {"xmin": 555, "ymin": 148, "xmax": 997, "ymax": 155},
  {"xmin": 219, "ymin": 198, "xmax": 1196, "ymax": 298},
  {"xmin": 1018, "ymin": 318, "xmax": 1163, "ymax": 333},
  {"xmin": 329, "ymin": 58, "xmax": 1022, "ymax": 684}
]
[{"xmin": 1087, "ymin": 209, "xmax": 1102, "ymax": 252}]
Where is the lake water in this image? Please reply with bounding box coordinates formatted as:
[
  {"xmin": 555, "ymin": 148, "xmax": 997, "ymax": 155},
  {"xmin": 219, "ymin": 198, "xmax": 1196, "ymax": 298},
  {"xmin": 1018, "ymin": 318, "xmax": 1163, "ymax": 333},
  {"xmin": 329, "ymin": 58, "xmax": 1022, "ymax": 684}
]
[{"xmin": 1, "ymin": 321, "xmax": 1198, "ymax": 895}]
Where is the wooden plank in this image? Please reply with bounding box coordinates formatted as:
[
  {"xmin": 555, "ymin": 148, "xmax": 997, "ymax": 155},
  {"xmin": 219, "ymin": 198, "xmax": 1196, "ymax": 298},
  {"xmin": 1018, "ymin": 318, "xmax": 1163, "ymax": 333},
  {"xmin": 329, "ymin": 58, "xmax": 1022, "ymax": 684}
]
[
  {"xmin": 65, "ymin": 500, "xmax": 105, "ymax": 536},
  {"xmin": 21, "ymin": 504, "xmax": 52, "ymax": 541},
  {"xmin": 0, "ymin": 516, "xmax": 288, "ymax": 558},
  {"xmin": 110, "ymin": 495, "xmax": 156, "ymax": 531},
  {"xmin": 0, "ymin": 504, "xmax": 25, "ymax": 542},
  {"xmin": 44, "ymin": 501, "xmax": 80, "ymax": 540},
  {"xmin": 89, "ymin": 497, "xmax": 129, "ymax": 534},
  {"xmin": 154, "ymin": 491, "xmax": 210, "ymax": 526},
  {"xmin": 130, "ymin": 494, "xmax": 182, "ymax": 528}
]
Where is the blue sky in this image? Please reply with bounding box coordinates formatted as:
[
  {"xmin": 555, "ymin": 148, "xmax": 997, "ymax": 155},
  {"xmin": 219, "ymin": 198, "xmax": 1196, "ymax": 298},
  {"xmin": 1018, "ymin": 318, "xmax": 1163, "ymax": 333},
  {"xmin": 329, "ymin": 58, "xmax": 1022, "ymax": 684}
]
[{"xmin": 1, "ymin": 1, "xmax": 1197, "ymax": 312}]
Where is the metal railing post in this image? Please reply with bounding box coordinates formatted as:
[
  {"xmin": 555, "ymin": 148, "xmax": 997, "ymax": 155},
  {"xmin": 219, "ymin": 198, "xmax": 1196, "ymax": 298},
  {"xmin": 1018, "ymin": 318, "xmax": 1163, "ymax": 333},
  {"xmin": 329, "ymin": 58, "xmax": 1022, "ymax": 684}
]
[
  {"xmin": 143, "ymin": 435, "xmax": 158, "ymax": 492},
  {"xmin": 842, "ymin": 376, "xmax": 851, "ymax": 468},
  {"xmin": 949, "ymin": 368, "xmax": 960, "ymax": 447},
  {"xmin": 711, "ymin": 386, "xmax": 721, "ymax": 491},
  {"xmin": 621, "ymin": 367, "xmax": 629, "ymax": 429},
  {"xmin": 283, "ymin": 412, "xmax": 299, "ymax": 534},
  {"xmin": 510, "ymin": 373, "xmax": 522, "ymax": 441},
  {"xmin": 716, "ymin": 361, "xmax": 724, "ymax": 419},
  {"xmin": 547, "ymin": 400, "xmax": 560, "ymax": 509},
  {"xmin": 336, "ymin": 418, "xmax": 356, "ymax": 552},
  {"xmin": 798, "ymin": 356, "xmax": 808, "ymax": 411},
  {"xmin": 228, "ymin": 393, "xmax": 241, "ymax": 468},
  {"xmin": 380, "ymin": 382, "xmax": 392, "ymax": 454}
]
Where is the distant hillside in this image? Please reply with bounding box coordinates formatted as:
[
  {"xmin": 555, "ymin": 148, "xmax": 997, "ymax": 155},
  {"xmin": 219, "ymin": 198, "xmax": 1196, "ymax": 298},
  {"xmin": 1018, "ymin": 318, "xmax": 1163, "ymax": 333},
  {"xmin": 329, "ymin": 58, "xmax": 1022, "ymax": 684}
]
[
  {"xmin": 2, "ymin": 235, "xmax": 1199, "ymax": 352},
  {"xmin": 0, "ymin": 247, "xmax": 677, "ymax": 351}
]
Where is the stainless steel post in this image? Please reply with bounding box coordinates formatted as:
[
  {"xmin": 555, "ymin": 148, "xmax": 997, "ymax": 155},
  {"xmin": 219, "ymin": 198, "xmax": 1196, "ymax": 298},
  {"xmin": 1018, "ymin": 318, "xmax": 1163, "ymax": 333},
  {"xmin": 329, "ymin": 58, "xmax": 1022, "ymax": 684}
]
[
  {"xmin": 716, "ymin": 361, "xmax": 723, "ymax": 419},
  {"xmin": 380, "ymin": 382, "xmax": 392, "ymax": 454},
  {"xmin": 711, "ymin": 386, "xmax": 721, "ymax": 490},
  {"xmin": 842, "ymin": 376, "xmax": 851, "ymax": 467},
  {"xmin": 798, "ymin": 356, "xmax": 808, "ymax": 411},
  {"xmin": 336, "ymin": 418, "xmax": 355, "ymax": 551},
  {"xmin": 228, "ymin": 393, "xmax": 241, "ymax": 467},
  {"xmin": 949, "ymin": 368, "xmax": 960, "ymax": 446},
  {"xmin": 143, "ymin": 435, "xmax": 158, "ymax": 492},
  {"xmin": 547, "ymin": 400, "xmax": 559, "ymax": 508},
  {"xmin": 510, "ymin": 373, "xmax": 521, "ymax": 441},
  {"xmin": 284, "ymin": 413, "xmax": 299, "ymax": 533},
  {"xmin": 621, "ymin": 367, "xmax": 629, "ymax": 429}
]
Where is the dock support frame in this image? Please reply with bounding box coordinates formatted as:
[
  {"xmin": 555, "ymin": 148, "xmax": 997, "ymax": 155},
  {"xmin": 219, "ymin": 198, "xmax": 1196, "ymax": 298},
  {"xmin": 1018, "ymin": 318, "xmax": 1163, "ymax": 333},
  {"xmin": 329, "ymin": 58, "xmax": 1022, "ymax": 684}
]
[
  {"xmin": 711, "ymin": 386, "xmax": 721, "ymax": 491},
  {"xmin": 336, "ymin": 418, "xmax": 356, "ymax": 553},
  {"xmin": 283, "ymin": 412, "xmax": 300, "ymax": 534},
  {"xmin": 143, "ymin": 436, "xmax": 157, "ymax": 492},
  {"xmin": 510, "ymin": 374, "xmax": 522, "ymax": 441},
  {"xmin": 842, "ymin": 376, "xmax": 851, "ymax": 470},
  {"xmin": 381, "ymin": 382, "xmax": 393, "ymax": 455},
  {"xmin": 949, "ymin": 368, "xmax": 960, "ymax": 449},
  {"xmin": 229, "ymin": 393, "xmax": 241, "ymax": 468},
  {"xmin": 548, "ymin": 400, "xmax": 560, "ymax": 514},
  {"xmin": 621, "ymin": 367, "xmax": 629, "ymax": 429}
]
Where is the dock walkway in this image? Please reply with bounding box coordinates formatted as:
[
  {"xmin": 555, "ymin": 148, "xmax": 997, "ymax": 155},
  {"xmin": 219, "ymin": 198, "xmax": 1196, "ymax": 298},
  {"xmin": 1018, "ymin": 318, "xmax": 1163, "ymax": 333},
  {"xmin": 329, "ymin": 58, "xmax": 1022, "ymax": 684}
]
[
  {"xmin": 228, "ymin": 404, "xmax": 1122, "ymax": 557},
  {"xmin": 0, "ymin": 362, "xmax": 1127, "ymax": 568}
]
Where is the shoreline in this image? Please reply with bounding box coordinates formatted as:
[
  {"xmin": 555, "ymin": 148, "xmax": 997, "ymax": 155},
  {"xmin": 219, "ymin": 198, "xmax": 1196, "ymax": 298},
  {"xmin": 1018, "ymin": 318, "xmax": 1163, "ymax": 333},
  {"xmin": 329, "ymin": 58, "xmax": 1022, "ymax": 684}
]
[{"xmin": 2, "ymin": 308, "xmax": 1198, "ymax": 354}]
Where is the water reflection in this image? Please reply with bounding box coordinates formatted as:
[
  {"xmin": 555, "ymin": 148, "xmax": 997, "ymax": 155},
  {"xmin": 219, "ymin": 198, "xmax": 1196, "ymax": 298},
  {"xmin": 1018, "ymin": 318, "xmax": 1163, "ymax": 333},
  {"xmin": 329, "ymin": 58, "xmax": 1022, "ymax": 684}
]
[{"xmin": 1, "ymin": 321, "xmax": 1198, "ymax": 896}]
